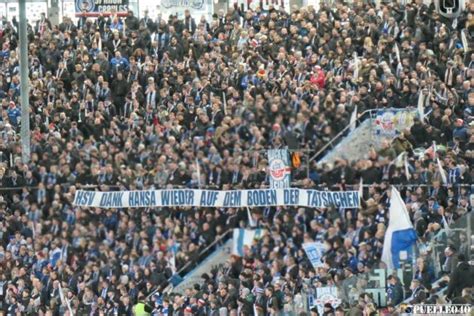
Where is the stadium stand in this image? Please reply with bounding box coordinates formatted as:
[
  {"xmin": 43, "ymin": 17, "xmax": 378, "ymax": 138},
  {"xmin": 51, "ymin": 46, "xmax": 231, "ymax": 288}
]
[{"xmin": 0, "ymin": 0, "xmax": 473, "ymax": 315}]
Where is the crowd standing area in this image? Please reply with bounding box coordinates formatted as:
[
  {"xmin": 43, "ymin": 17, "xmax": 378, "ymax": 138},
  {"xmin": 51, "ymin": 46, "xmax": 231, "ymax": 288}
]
[{"xmin": 0, "ymin": 0, "xmax": 473, "ymax": 315}]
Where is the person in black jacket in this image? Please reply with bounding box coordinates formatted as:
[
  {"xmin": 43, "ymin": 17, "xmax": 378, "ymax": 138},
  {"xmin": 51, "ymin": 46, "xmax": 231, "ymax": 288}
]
[
  {"xmin": 446, "ymin": 254, "xmax": 474, "ymax": 300},
  {"xmin": 265, "ymin": 286, "xmax": 281, "ymax": 315},
  {"xmin": 410, "ymin": 117, "xmax": 430, "ymax": 148},
  {"xmin": 386, "ymin": 275, "xmax": 404, "ymax": 306},
  {"xmin": 124, "ymin": 10, "xmax": 139, "ymax": 31}
]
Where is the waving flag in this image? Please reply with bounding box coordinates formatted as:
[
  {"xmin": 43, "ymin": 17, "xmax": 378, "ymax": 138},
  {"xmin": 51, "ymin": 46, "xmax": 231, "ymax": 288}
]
[
  {"xmin": 350, "ymin": 105, "xmax": 358, "ymax": 132},
  {"xmin": 461, "ymin": 29, "xmax": 469, "ymax": 53},
  {"xmin": 404, "ymin": 154, "xmax": 411, "ymax": 181},
  {"xmin": 436, "ymin": 157, "xmax": 448, "ymax": 184},
  {"xmin": 247, "ymin": 207, "xmax": 256, "ymax": 228},
  {"xmin": 382, "ymin": 187, "xmax": 417, "ymax": 269},
  {"xmin": 417, "ymin": 91, "xmax": 425, "ymax": 122},
  {"xmin": 232, "ymin": 229, "xmax": 262, "ymax": 256}
]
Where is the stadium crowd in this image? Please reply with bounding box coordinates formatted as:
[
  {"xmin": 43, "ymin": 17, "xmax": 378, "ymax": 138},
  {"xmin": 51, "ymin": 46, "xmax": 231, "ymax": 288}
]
[{"xmin": 0, "ymin": 0, "xmax": 473, "ymax": 315}]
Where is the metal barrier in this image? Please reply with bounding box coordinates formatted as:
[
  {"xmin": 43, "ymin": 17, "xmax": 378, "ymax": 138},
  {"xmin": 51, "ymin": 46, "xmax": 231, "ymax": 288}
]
[
  {"xmin": 308, "ymin": 107, "xmax": 418, "ymax": 164},
  {"xmin": 426, "ymin": 212, "xmax": 473, "ymax": 275},
  {"xmin": 308, "ymin": 109, "xmax": 377, "ymax": 163},
  {"xmin": 145, "ymin": 229, "xmax": 233, "ymax": 300}
]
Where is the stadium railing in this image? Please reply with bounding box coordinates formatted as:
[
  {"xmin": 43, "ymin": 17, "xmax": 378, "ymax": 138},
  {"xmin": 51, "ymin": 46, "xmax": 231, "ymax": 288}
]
[{"xmin": 145, "ymin": 229, "xmax": 233, "ymax": 300}]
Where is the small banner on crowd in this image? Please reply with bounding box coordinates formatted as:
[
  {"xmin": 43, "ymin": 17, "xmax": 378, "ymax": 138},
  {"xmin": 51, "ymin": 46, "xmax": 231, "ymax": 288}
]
[
  {"xmin": 268, "ymin": 149, "xmax": 291, "ymax": 188},
  {"xmin": 308, "ymin": 287, "xmax": 342, "ymax": 315},
  {"xmin": 373, "ymin": 109, "xmax": 417, "ymax": 138},
  {"xmin": 75, "ymin": 0, "xmax": 129, "ymax": 17},
  {"xmin": 73, "ymin": 188, "xmax": 360, "ymax": 209},
  {"xmin": 232, "ymin": 229, "xmax": 262, "ymax": 256},
  {"xmin": 302, "ymin": 242, "xmax": 325, "ymax": 269},
  {"xmin": 159, "ymin": 0, "xmax": 213, "ymax": 21}
]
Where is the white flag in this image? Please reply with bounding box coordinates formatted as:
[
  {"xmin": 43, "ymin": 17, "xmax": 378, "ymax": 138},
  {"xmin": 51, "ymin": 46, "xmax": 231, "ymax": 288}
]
[
  {"xmin": 350, "ymin": 105, "xmax": 358, "ymax": 132},
  {"xmin": 404, "ymin": 154, "xmax": 411, "ymax": 180},
  {"xmin": 436, "ymin": 157, "xmax": 448, "ymax": 184},
  {"xmin": 58, "ymin": 283, "xmax": 74, "ymax": 316},
  {"xmin": 170, "ymin": 250, "xmax": 177, "ymax": 274},
  {"xmin": 442, "ymin": 215, "xmax": 451, "ymax": 232},
  {"xmin": 417, "ymin": 91, "xmax": 425, "ymax": 122},
  {"xmin": 452, "ymin": 18, "xmax": 458, "ymax": 30},
  {"xmin": 461, "ymin": 29, "xmax": 469, "ymax": 53},
  {"xmin": 432, "ymin": 141, "xmax": 438, "ymax": 159},
  {"xmin": 353, "ymin": 53, "xmax": 360, "ymax": 80},
  {"xmin": 247, "ymin": 207, "xmax": 256, "ymax": 228},
  {"xmin": 358, "ymin": 177, "xmax": 363, "ymax": 208}
]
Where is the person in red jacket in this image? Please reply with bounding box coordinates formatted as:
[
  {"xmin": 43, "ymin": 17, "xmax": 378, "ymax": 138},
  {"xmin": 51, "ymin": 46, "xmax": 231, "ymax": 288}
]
[{"xmin": 310, "ymin": 65, "xmax": 326, "ymax": 89}]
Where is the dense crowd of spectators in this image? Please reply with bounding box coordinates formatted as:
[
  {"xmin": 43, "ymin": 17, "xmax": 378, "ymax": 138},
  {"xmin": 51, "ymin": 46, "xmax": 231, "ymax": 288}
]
[{"xmin": 0, "ymin": 0, "xmax": 473, "ymax": 314}]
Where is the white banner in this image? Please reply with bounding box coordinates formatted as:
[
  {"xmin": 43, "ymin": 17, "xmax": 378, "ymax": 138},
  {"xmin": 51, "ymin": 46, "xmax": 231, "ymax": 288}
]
[
  {"xmin": 158, "ymin": 0, "xmax": 213, "ymax": 22},
  {"xmin": 302, "ymin": 242, "xmax": 325, "ymax": 269},
  {"xmin": 73, "ymin": 188, "xmax": 360, "ymax": 209},
  {"xmin": 233, "ymin": 0, "xmax": 291, "ymax": 13}
]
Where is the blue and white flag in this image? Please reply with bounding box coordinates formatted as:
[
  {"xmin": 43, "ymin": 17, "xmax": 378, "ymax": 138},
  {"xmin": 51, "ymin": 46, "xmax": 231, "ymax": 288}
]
[
  {"xmin": 302, "ymin": 242, "xmax": 326, "ymax": 269},
  {"xmin": 268, "ymin": 149, "xmax": 291, "ymax": 188},
  {"xmin": 49, "ymin": 247, "xmax": 62, "ymax": 267},
  {"xmin": 232, "ymin": 229, "xmax": 262, "ymax": 257},
  {"xmin": 382, "ymin": 187, "xmax": 417, "ymax": 269}
]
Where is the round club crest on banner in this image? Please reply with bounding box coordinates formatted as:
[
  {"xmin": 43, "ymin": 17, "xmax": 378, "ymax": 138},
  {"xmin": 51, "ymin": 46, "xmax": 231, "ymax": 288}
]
[
  {"xmin": 269, "ymin": 157, "xmax": 290, "ymax": 181},
  {"xmin": 76, "ymin": 0, "xmax": 95, "ymax": 13}
]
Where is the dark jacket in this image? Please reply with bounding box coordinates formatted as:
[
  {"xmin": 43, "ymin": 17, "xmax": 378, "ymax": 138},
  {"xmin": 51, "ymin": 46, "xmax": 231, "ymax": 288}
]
[
  {"xmin": 387, "ymin": 282, "xmax": 404, "ymax": 305},
  {"xmin": 446, "ymin": 261, "xmax": 474, "ymax": 299}
]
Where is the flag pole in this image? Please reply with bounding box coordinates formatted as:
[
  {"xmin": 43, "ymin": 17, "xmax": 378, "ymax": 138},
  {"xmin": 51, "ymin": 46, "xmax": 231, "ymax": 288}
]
[{"xmin": 19, "ymin": 0, "xmax": 31, "ymax": 163}]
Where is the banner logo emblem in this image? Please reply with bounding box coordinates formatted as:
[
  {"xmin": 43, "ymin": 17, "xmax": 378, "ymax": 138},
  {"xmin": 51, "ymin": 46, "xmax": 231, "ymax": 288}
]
[{"xmin": 269, "ymin": 158, "xmax": 290, "ymax": 181}]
